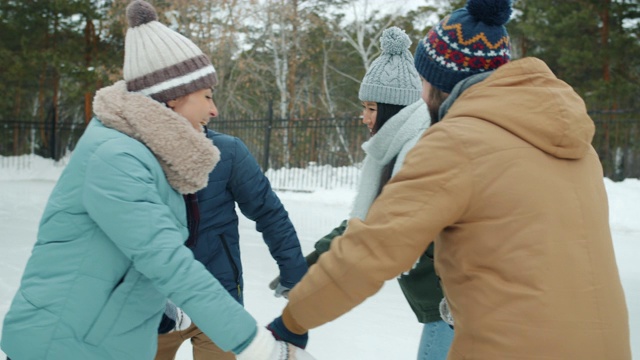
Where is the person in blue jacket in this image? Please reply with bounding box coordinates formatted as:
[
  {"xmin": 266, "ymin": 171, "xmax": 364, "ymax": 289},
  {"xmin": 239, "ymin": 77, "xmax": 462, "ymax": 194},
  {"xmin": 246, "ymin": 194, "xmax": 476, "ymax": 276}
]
[
  {"xmin": 0, "ymin": 1, "xmax": 312, "ymax": 360},
  {"xmin": 156, "ymin": 126, "xmax": 308, "ymax": 360}
]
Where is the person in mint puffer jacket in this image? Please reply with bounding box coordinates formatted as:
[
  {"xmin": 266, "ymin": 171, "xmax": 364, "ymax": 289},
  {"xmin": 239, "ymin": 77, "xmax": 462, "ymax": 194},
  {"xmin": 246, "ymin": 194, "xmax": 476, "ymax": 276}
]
[{"xmin": 0, "ymin": 1, "xmax": 313, "ymax": 359}]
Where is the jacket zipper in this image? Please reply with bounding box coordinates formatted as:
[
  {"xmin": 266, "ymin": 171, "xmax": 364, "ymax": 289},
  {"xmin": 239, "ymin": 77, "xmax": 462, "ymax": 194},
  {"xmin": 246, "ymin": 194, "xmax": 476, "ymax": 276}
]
[{"xmin": 220, "ymin": 234, "xmax": 242, "ymax": 299}]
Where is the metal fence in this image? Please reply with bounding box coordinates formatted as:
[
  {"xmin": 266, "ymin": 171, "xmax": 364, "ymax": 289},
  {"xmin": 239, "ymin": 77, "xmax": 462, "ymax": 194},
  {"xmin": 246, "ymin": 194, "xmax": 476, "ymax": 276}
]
[
  {"xmin": 209, "ymin": 116, "xmax": 369, "ymax": 190},
  {"xmin": 1, "ymin": 111, "xmax": 639, "ymax": 187},
  {"xmin": 0, "ymin": 116, "xmax": 370, "ymax": 190},
  {"xmin": 0, "ymin": 120, "xmax": 86, "ymax": 162}
]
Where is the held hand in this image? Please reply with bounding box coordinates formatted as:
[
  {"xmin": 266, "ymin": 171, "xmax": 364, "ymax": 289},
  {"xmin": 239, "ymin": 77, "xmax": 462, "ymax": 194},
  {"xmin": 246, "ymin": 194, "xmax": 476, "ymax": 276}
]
[
  {"xmin": 266, "ymin": 316, "xmax": 308, "ymax": 349},
  {"xmin": 268, "ymin": 276, "xmax": 280, "ymax": 291},
  {"xmin": 159, "ymin": 301, "xmax": 192, "ymax": 334},
  {"xmin": 268, "ymin": 250, "xmax": 320, "ymax": 293},
  {"xmin": 273, "ymin": 283, "xmax": 291, "ymax": 299},
  {"xmin": 303, "ymin": 250, "xmax": 320, "ymax": 266},
  {"xmin": 172, "ymin": 307, "xmax": 192, "ymax": 331},
  {"xmin": 236, "ymin": 327, "xmax": 315, "ymax": 360}
]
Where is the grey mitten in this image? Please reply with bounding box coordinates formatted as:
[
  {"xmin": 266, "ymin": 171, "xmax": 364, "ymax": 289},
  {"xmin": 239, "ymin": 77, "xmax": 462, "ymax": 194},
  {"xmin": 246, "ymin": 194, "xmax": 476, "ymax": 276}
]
[
  {"xmin": 268, "ymin": 276, "xmax": 280, "ymax": 292},
  {"xmin": 273, "ymin": 283, "xmax": 291, "ymax": 299},
  {"xmin": 268, "ymin": 250, "xmax": 320, "ymax": 295}
]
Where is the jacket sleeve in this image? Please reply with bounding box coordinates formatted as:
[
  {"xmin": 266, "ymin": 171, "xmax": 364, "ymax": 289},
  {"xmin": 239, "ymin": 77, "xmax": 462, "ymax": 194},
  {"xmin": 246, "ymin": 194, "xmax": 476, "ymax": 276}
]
[
  {"xmin": 228, "ymin": 137, "xmax": 308, "ymax": 288},
  {"xmin": 282, "ymin": 125, "xmax": 472, "ymax": 333},
  {"xmin": 82, "ymin": 139, "xmax": 256, "ymax": 353},
  {"xmin": 314, "ymin": 219, "xmax": 348, "ymax": 255}
]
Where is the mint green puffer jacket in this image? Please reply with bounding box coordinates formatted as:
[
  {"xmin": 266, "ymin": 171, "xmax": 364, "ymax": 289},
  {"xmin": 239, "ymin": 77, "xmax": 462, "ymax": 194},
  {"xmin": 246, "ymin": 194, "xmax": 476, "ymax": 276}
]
[{"xmin": 1, "ymin": 82, "xmax": 257, "ymax": 359}]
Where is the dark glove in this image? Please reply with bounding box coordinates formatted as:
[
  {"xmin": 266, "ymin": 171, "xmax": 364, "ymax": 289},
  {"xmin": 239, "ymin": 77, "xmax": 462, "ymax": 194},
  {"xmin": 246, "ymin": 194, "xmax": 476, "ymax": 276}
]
[
  {"xmin": 267, "ymin": 316, "xmax": 308, "ymax": 349},
  {"xmin": 304, "ymin": 249, "xmax": 320, "ymax": 266},
  {"xmin": 158, "ymin": 313, "xmax": 175, "ymax": 334},
  {"xmin": 158, "ymin": 301, "xmax": 191, "ymax": 334}
]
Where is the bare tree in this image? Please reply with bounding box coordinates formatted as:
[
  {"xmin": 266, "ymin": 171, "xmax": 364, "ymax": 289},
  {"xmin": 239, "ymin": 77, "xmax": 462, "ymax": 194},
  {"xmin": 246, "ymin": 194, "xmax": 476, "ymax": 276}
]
[{"xmin": 333, "ymin": 0, "xmax": 401, "ymax": 72}]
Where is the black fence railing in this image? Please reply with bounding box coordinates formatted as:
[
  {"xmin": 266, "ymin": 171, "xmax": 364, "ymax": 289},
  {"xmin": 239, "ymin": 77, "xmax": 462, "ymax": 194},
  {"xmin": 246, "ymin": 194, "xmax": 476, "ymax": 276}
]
[
  {"xmin": 0, "ymin": 120, "xmax": 86, "ymax": 162},
  {"xmin": 0, "ymin": 117, "xmax": 371, "ymax": 169},
  {"xmin": 1, "ymin": 111, "xmax": 639, "ymax": 182},
  {"xmin": 209, "ymin": 117, "xmax": 370, "ymax": 170}
]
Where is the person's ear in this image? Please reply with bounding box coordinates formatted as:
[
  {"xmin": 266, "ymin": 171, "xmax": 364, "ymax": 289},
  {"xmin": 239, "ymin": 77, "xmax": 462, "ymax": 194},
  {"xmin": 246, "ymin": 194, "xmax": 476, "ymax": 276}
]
[{"xmin": 166, "ymin": 99, "xmax": 177, "ymax": 109}]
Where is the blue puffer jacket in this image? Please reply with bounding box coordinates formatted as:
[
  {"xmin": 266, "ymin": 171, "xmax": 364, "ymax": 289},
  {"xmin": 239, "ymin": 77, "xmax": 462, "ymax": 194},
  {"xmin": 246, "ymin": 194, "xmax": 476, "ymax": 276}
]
[
  {"xmin": 191, "ymin": 129, "xmax": 307, "ymax": 303},
  {"xmin": 0, "ymin": 82, "xmax": 257, "ymax": 359}
]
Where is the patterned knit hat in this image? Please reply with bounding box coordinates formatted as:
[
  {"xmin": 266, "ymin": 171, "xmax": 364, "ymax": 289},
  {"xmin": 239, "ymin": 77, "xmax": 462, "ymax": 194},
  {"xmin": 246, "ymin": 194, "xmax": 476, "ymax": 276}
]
[
  {"xmin": 359, "ymin": 27, "xmax": 421, "ymax": 106},
  {"xmin": 414, "ymin": 0, "xmax": 512, "ymax": 93},
  {"xmin": 123, "ymin": 0, "xmax": 217, "ymax": 103}
]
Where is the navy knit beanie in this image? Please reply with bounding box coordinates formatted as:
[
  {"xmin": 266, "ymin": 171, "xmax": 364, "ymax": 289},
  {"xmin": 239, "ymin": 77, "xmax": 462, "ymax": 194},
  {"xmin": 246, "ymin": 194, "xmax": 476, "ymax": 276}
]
[{"xmin": 414, "ymin": 0, "xmax": 513, "ymax": 93}]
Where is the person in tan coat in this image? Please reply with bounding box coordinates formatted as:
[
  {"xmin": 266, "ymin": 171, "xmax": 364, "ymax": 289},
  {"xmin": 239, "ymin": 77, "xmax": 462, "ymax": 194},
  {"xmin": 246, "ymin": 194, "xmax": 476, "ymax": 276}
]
[{"xmin": 277, "ymin": 0, "xmax": 632, "ymax": 359}]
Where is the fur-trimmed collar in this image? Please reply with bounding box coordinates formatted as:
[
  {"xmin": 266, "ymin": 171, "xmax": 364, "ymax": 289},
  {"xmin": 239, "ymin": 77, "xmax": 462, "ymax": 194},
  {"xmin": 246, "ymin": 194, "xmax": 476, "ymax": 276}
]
[{"xmin": 92, "ymin": 81, "xmax": 219, "ymax": 194}]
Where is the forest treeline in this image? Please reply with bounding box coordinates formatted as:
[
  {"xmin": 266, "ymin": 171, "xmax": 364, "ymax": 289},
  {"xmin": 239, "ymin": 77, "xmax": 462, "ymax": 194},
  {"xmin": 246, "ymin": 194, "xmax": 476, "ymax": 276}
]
[{"xmin": 1, "ymin": 0, "xmax": 639, "ymax": 124}]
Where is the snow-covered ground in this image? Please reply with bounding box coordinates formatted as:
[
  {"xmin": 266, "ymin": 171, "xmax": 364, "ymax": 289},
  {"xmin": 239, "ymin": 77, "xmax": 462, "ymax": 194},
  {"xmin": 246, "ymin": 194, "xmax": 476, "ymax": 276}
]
[{"xmin": 0, "ymin": 157, "xmax": 638, "ymax": 359}]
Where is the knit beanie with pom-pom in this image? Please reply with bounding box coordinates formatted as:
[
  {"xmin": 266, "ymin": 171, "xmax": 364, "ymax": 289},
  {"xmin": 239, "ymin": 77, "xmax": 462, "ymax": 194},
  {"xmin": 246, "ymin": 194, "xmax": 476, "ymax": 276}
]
[
  {"xmin": 359, "ymin": 26, "xmax": 422, "ymax": 106},
  {"xmin": 414, "ymin": 0, "xmax": 513, "ymax": 93},
  {"xmin": 123, "ymin": 0, "xmax": 217, "ymax": 103}
]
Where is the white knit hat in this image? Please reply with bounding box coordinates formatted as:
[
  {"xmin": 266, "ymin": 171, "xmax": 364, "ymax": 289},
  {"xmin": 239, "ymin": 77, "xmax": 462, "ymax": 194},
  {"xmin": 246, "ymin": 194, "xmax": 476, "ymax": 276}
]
[{"xmin": 123, "ymin": 0, "xmax": 217, "ymax": 103}]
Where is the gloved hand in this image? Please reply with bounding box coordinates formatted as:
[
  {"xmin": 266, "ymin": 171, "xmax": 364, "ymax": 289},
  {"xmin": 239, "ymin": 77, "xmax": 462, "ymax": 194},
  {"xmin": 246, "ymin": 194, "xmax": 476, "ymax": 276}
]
[
  {"xmin": 236, "ymin": 326, "xmax": 315, "ymax": 360},
  {"xmin": 269, "ymin": 250, "xmax": 320, "ymax": 296},
  {"xmin": 266, "ymin": 316, "xmax": 308, "ymax": 349},
  {"xmin": 273, "ymin": 283, "xmax": 291, "ymax": 299},
  {"xmin": 158, "ymin": 301, "xmax": 192, "ymax": 334},
  {"xmin": 268, "ymin": 276, "xmax": 280, "ymax": 293}
]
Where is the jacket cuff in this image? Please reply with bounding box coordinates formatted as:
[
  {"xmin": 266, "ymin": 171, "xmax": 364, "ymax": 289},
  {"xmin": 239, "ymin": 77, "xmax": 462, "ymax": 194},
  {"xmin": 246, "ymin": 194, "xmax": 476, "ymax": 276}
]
[{"xmin": 282, "ymin": 305, "xmax": 307, "ymax": 335}]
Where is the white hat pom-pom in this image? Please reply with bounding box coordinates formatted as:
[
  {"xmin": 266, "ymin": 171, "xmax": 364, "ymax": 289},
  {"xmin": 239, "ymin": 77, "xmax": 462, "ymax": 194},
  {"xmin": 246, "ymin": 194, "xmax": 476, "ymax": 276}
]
[{"xmin": 380, "ymin": 26, "xmax": 411, "ymax": 55}]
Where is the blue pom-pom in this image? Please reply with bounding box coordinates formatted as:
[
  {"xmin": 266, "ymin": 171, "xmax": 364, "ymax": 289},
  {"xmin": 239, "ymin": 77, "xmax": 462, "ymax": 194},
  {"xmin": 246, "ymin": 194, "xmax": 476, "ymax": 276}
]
[
  {"xmin": 466, "ymin": 0, "xmax": 513, "ymax": 26},
  {"xmin": 380, "ymin": 26, "xmax": 411, "ymax": 55}
]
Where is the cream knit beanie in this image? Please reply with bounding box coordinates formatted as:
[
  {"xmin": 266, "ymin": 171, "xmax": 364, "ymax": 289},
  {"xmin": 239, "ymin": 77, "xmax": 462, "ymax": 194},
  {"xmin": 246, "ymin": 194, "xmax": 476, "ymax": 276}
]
[{"xmin": 123, "ymin": 0, "xmax": 217, "ymax": 103}]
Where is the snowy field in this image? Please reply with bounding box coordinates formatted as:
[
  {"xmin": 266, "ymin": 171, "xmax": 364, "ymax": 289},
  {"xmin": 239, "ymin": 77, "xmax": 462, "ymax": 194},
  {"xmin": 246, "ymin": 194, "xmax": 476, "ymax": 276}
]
[{"xmin": 0, "ymin": 157, "xmax": 638, "ymax": 359}]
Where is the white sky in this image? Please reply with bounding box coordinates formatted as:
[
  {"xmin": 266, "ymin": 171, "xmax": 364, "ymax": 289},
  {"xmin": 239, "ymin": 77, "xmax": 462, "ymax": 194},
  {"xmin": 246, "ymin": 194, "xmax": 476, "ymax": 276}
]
[
  {"xmin": 336, "ymin": 0, "xmax": 440, "ymax": 27},
  {"xmin": 1, "ymin": 156, "xmax": 638, "ymax": 358}
]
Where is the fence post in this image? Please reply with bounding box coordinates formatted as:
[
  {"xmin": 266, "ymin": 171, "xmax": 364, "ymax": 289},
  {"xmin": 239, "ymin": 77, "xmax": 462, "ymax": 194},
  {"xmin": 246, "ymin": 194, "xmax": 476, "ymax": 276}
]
[
  {"xmin": 47, "ymin": 105, "xmax": 58, "ymax": 161},
  {"xmin": 262, "ymin": 100, "xmax": 273, "ymax": 172}
]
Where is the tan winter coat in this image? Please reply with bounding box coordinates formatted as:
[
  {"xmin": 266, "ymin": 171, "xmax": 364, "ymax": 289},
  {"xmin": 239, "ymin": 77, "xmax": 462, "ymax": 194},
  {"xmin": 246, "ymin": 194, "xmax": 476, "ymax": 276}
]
[{"xmin": 283, "ymin": 58, "xmax": 631, "ymax": 359}]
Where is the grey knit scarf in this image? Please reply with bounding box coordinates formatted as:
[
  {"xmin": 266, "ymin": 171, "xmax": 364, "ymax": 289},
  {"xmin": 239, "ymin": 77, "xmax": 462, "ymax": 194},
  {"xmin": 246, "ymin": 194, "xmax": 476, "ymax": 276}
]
[{"xmin": 350, "ymin": 100, "xmax": 430, "ymax": 220}]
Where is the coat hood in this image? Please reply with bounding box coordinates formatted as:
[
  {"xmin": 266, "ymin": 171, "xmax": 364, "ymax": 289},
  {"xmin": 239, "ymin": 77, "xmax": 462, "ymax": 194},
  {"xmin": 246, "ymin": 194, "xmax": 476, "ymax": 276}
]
[
  {"xmin": 93, "ymin": 81, "xmax": 219, "ymax": 194},
  {"xmin": 444, "ymin": 58, "xmax": 595, "ymax": 159}
]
